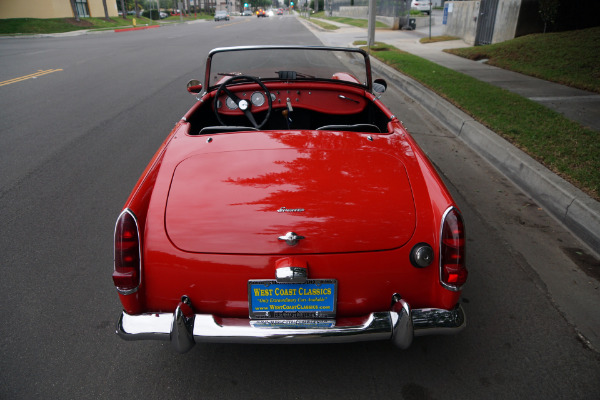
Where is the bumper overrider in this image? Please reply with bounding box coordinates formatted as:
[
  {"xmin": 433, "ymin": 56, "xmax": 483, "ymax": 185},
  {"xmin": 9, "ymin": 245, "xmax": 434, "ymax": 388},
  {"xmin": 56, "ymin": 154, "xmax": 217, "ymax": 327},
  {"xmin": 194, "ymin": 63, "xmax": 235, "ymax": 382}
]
[{"xmin": 116, "ymin": 295, "xmax": 466, "ymax": 353}]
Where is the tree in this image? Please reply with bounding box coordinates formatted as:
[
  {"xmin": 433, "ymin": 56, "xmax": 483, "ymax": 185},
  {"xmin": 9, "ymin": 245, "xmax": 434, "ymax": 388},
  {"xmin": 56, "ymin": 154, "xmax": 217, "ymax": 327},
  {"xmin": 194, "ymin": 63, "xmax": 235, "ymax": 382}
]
[
  {"xmin": 120, "ymin": 0, "xmax": 127, "ymax": 19},
  {"xmin": 102, "ymin": 0, "xmax": 110, "ymax": 19},
  {"xmin": 539, "ymin": 0, "xmax": 559, "ymax": 33},
  {"xmin": 253, "ymin": 0, "xmax": 273, "ymax": 8},
  {"xmin": 310, "ymin": 0, "xmax": 324, "ymax": 11},
  {"xmin": 69, "ymin": 0, "xmax": 80, "ymax": 22}
]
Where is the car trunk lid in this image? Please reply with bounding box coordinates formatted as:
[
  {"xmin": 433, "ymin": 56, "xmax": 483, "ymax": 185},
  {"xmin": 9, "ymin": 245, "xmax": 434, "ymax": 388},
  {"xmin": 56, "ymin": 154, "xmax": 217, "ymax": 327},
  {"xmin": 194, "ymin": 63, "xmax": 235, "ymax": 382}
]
[{"xmin": 165, "ymin": 146, "xmax": 415, "ymax": 254}]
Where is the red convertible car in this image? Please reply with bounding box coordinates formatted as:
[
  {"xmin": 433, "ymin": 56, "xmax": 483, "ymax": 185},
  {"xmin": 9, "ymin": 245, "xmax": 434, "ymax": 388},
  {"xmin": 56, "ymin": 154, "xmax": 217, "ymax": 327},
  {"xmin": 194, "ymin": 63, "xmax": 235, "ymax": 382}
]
[{"xmin": 113, "ymin": 46, "xmax": 467, "ymax": 353}]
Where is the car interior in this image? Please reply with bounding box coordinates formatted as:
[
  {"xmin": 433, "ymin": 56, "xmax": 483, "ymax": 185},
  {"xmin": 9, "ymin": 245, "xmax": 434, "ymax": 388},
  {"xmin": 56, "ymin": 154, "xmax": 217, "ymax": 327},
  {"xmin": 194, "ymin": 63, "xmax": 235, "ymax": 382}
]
[{"xmin": 185, "ymin": 82, "xmax": 391, "ymax": 135}]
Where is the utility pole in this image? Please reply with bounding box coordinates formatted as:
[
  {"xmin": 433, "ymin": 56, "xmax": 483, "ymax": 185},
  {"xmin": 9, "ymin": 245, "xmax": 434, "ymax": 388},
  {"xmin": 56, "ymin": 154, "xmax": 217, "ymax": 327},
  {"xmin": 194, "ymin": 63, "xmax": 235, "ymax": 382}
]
[{"xmin": 367, "ymin": 0, "xmax": 376, "ymax": 47}]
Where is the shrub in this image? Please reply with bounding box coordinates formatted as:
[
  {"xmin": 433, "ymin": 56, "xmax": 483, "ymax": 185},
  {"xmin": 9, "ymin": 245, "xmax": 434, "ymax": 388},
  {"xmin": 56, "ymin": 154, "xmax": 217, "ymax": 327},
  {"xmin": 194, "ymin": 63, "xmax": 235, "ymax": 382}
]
[{"xmin": 142, "ymin": 10, "xmax": 160, "ymax": 20}]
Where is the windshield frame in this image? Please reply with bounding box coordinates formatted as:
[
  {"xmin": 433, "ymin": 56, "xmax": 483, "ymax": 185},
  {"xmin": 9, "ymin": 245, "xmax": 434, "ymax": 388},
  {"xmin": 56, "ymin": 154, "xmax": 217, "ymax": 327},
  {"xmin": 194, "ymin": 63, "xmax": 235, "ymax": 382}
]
[{"xmin": 204, "ymin": 45, "xmax": 373, "ymax": 93}]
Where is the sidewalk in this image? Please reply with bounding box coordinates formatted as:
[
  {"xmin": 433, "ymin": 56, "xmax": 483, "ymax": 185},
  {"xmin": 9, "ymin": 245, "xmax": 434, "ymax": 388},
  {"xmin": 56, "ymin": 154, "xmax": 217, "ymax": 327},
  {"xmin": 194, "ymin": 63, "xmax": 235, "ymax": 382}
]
[
  {"xmin": 301, "ymin": 16, "xmax": 600, "ymax": 256},
  {"xmin": 379, "ymin": 35, "xmax": 600, "ymax": 132}
]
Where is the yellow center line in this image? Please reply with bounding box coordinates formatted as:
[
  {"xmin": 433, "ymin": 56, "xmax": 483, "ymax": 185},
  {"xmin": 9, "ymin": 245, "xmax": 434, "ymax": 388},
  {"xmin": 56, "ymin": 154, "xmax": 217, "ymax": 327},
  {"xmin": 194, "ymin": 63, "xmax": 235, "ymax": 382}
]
[
  {"xmin": 215, "ymin": 19, "xmax": 250, "ymax": 29},
  {"xmin": 0, "ymin": 69, "xmax": 63, "ymax": 87}
]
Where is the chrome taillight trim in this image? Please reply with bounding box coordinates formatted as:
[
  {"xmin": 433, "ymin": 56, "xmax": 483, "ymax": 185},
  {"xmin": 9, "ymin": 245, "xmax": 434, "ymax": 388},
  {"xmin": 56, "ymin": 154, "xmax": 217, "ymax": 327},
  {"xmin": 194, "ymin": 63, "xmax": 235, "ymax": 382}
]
[
  {"xmin": 439, "ymin": 206, "xmax": 466, "ymax": 292},
  {"xmin": 116, "ymin": 285, "xmax": 138, "ymax": 295},
  {"xmin": 113, "ymin": 208, "xmax": 141, "ymax": 295},
  {"xmin": 117, "ymin": 287, "xmax": 138, "ymax": 295}
]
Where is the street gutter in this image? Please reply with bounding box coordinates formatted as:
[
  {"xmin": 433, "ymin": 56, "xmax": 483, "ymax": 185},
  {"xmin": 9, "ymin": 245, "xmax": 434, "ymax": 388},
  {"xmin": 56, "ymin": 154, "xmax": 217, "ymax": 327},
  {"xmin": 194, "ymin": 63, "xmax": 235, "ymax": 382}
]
[{"xmin": 115, "ymin": 25, "xmax": 160, "ymax": 33}]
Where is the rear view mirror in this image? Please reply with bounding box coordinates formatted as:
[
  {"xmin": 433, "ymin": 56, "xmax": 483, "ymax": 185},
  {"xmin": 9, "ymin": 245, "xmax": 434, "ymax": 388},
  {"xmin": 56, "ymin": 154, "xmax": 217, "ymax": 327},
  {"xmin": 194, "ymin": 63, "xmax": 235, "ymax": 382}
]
[
  {"xmin": 186, "ymin": 79, "xmax": 202, "ymax": 94},
  {"xmin": 373, "ymin": 78, "xmax": 387, "ymax": 95}
]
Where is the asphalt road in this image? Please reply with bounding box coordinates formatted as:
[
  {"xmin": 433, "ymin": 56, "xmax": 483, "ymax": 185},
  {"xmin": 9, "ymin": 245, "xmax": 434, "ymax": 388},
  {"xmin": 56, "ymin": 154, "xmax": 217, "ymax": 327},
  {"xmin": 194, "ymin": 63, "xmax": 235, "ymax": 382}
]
[{"xmin": 1, "ymin": 15, "xmax": 599, "ymax": 399}]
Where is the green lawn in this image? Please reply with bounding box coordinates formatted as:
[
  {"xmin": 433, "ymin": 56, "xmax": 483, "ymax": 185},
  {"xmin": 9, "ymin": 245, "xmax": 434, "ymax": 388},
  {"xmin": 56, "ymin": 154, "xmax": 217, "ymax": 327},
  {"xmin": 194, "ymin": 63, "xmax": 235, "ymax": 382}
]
[
  {"xmin": 358, "ymin": 41, "xmax": 599, "ymax": 200},
  {"xmin": 444, "ymin": 27, "xmax": 600, "ymax": 94},
  {"xmin": 0, "ymin": 14, "xmax": 213, "ymax": 35},
  {"xmin": 0, "ymin": 17, "xmax": 157, "ymax": 34}
]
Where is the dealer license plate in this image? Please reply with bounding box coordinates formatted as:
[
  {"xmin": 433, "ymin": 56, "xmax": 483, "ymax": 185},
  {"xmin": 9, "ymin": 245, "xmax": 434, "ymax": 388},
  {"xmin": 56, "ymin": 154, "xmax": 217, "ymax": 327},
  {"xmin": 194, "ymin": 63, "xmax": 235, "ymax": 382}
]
[{"xmin": 248, "ymin": 279, "xmax": 337, "ymax": 319}]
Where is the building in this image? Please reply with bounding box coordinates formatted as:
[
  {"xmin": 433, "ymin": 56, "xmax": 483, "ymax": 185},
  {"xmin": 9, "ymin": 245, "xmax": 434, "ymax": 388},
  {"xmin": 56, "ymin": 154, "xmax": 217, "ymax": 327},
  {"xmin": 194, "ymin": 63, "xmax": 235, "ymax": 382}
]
[
  {"xmin": 0, "ymin": 0, "xmax": 119, "ymax": 19},
  {"xmin": 443, "ymin": 0, "xmax": 600, "ymax": 45}
]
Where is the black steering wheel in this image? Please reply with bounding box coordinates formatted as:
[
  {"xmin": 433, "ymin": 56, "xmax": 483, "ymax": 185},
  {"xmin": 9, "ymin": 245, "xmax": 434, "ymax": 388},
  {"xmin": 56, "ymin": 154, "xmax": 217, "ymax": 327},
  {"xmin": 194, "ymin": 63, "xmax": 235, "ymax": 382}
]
[{"xmin": 213, "ymin": 75, "xmax": 273, "ymax": 129}]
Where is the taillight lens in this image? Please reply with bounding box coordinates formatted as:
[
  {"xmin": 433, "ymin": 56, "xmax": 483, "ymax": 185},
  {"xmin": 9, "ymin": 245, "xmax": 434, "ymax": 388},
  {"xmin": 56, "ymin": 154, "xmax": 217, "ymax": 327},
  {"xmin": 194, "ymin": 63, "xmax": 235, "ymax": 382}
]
[
  {"xmin": 440, "ymin": 207, "xmax": 467, "ymax": 290},
  {"xmin": 113, "ymin": 209, "xmax": 141, "ymax": 294}
]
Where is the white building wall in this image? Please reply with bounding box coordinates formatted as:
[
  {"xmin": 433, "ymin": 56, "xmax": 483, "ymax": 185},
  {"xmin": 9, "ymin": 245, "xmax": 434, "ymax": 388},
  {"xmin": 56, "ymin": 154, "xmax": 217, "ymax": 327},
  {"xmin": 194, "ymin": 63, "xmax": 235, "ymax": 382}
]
[
  {"xmin": 442, "ymin": 1, "xmax": 480, "ymax": 45},
  {"xmin": 492, "ymin": 0, "xmax": 521, "ymax": 44},
  {"xmin": 442, "ymin": 0, "xmax": 524, "ymax": 45}
]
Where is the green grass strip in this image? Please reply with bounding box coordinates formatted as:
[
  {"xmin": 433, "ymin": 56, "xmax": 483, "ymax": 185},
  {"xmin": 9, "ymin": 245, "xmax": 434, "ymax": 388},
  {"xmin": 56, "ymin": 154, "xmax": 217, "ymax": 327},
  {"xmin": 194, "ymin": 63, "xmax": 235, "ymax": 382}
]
[
  {"xmin": 310, "ymin": 12, "xmax": 389, "ymax": 29},
  {"xmin": 0, "ymin": 14, "xmax": 214, "ymax": 35},
  {"xmin": 301, "ymin": 17, "xmax": 339, "ymax": 30},
  {"xmin": 360, "ymin": 42, "xmax": 599, "ymax": 200}
]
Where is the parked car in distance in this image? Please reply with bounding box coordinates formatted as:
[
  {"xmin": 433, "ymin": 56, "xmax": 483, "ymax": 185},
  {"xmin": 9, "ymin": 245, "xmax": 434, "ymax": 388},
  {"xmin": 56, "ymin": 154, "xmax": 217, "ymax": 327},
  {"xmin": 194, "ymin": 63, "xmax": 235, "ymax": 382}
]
[
  {"xmin": 411, "ymin": 0, "xmax": 431, "ymax": 14},
  {"xmin": 214, "ymin": 10, "xmax": 230, "ymax": 21},
  {"xmin": 113, "ymin": 45, "xmax": 468, "ymax": 354},
  {"xmin": 242, "ymin": 10, "xmax": 253, "ymax": 16}
]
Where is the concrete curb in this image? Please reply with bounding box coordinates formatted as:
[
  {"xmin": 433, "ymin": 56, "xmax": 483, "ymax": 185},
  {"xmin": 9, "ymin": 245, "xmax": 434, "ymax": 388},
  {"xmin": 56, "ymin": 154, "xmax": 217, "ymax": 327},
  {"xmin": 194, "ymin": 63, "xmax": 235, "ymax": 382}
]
[
  {"xmin": 115, "ymin": 25, "xmax": 160, "ymax": 33},
  {"xmin": 371, "ymin": 57, "xmax": 600, "ymax": 256}
]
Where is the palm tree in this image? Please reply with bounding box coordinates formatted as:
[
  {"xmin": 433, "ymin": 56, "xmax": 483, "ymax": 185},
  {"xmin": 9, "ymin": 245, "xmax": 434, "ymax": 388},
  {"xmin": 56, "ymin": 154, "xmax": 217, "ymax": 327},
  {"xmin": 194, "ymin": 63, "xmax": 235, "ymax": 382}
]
[
  {"xmin": 120, "ymin": 0, "xmax": 127, "ymax": 19},
  {"xmin": 102, "ymin": 0, "xmax": 110, "ymax": 19}
]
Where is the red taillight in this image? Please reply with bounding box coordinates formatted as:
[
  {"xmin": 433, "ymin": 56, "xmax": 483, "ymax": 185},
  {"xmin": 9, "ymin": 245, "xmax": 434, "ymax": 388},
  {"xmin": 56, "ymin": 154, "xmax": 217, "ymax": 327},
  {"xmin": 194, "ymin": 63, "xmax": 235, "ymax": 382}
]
[
  {"xmin": 113, "ymin": 210, "xmax": 141, "ymax": 294},
  {"xmin": 440, "ymin": 207, "xmax": 467, "ymax": 290}
]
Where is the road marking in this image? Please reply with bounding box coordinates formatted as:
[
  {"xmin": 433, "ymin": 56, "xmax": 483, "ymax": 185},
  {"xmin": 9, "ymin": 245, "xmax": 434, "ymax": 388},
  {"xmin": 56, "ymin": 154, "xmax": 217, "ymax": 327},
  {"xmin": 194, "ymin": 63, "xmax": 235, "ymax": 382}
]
[
  {"xmin": 0, "ymin": 69, "xmax": 63, "ymax": 87},
  {"xmin": 214, "ymin": 20, "xmax": 250, "ymax": 29}
]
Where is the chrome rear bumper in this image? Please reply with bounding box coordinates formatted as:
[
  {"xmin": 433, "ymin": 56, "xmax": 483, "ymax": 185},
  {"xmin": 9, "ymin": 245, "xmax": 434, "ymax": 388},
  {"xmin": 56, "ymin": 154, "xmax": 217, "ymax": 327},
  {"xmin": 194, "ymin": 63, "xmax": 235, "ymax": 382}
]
[{"xmin": 116, "ymin": 298, "xmax": 465, "ymax": 353}]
